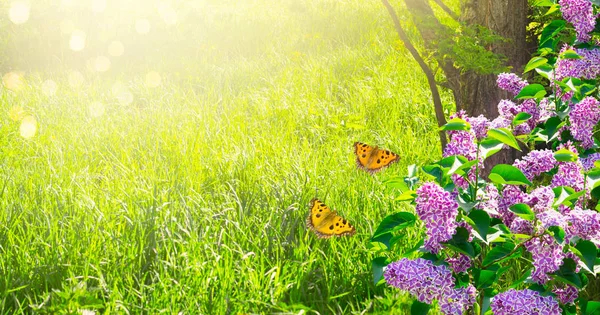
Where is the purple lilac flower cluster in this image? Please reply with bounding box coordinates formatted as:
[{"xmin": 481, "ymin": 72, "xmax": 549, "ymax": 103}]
[
  {"xmin": 498, "ymin": 185, "xmax": 527, "ymax": 226},
  {"xmin": 526, "ymin": 186, "xmax": 554, "ymax": 213},
  {"xmin": 551, "ymin": 160, "xmax": 585, "ymax": 191},
  {"xmin": 525, "ymin": 234, "xmax": 565, "ymax": 284},
  {"xmin": 496, "ymin": 73, "xmax": 528, "ymax": 96},
  {"xmin": 569, "ymin": 97, "xmax": 600, "ymax": 148},
  {"xmin": 513, "ymin": 149, "xmax": 557, "ymax": 181},
  {"xmin": 555, "ymin": 46, "xmax": 600, "ymax": 81},
  {"xmin": 491, "ymin": 289, "xmax": 561, "ymax": 315},
  {"xmin": 559, "ymin": 0, "xmax": 597, "ymax": 42},
  {"xmin": 566, "ymin": 207, "xmax": 600, "ymax": 244},
  {"xmin": 496, "ymin": 98, "xmax": 539, "ymax": 135},
  {"xmin": 415, "ymin": 182, "xmax": 459, "ymax": 253},
  {"xmin": 553, "ymin": 284, "xmax": 578, "ymax": 304},
  {"xmin": 443, "ymin": 111, "xmax": 478, "ymax": 160},
  {"xmin": 581, "ymin": 153, "xmax": 600, "ymax": 171},
  {"xmin": 446, "ymin": 253, "xmax": 471, "ymax": 274},
  {"xmin": 384, "ymin": 258, "xmax": 475, "ymax": 315},
  {"xmin": 476, "ymin": 184, "xmax": 500, "ymax": 217}
]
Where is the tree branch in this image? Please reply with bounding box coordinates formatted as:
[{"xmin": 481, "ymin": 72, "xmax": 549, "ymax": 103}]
[
  {"xmin": 380, "ymin": 0, "xmax": 448, "ymax": 149},
  {"xmin": 431, "ymin": 0, "xmax": 459, "ymax": 21}
]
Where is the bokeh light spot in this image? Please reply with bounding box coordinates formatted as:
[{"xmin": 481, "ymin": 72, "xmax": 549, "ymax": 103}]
[
  {"xmin": 145, "ymin": 71, "xmax": 161, "ymax": 88},
  {"xmin": 42, "ymin": 80, "xmax": 58, "ymax": 96},
  {"xmin": 89, "ymin": 102, "xmax": 105, "ymax": 117},
  {"xmin": 70, "ymin": 30, "xmax": 86, "ymax": 51},
  {"xmin": 135, "ymin": 19, "xmax": 151, "ymax": 34},
  {"xmin": 93, "ymin": 56, "xmax": 111, "ymax": 72},
  {"xmin": 91, "ymin": 0, "xmax": 107, "ymax": 13},
  {"xmin": 9, "ymin": 1, "xmax": 30, "ymax": 25},
  {"xmin": 157, "ymin": 2, "xmax": 178, "ymax": 25},
  {"xmin": 20, "ymin": 115, "xmax": 37, "ymax": 139},
  {"xmin": 108, "ymin": 41, "xmax": 124, "ymax": 57},
  {"xmin": 3, "ymin": 72, "xmax": 24, "ymax": 91},
  {"xmin": 9, "ymin": 106, "xmax": 26, "ymax": 121},
  {"xmin": 68, "ymin": 71, "xmax": 84, "ymax": 87}
]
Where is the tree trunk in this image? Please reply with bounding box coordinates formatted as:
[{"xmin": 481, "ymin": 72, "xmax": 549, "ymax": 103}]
[{"xmin": 457, "ymin": 0, "xmax": 530, "ymax": 117}]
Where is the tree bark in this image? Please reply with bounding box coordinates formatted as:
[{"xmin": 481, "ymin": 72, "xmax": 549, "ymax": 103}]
[{"xmin": 458, "ymin": 0, "xmax": 530, "ymax": 117}]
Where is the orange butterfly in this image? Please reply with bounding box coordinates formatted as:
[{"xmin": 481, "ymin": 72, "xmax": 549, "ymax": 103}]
[
  {"xmin": 353, "ymin": 142, "xmax": 400, "ymax": 173},
  {"xmin": 307, "ymin": 198, "xmax": 356, "ymax": 238}
]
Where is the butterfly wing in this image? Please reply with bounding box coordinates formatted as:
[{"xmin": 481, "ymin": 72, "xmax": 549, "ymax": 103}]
[
  {"xmin": 307, "ymin": 198, "xmax": 356, "ymax": 238},
  {"xmin": 354, "ymin": 142, "xmax": 400, "ymax": 173},
  {"xmin": 354, "ymin": 142, "xmax": 376, "ymax": 169}
]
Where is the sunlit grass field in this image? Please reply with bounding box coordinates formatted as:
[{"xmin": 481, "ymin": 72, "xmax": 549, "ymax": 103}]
[{"xmin": 0, "ymin": 0, "xmax": 455, "ymax": 313}]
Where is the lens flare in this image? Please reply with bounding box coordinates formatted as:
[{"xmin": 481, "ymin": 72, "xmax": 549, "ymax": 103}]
[
  {"xmin": 70, "ymin": 30, "xmax": 86, "ymax": 51},
  {"xmin": 93, "ymin": 56, "xmax": 111, "ymax": 72},
  {"xmin": 112, "ymin": 82, "xmax": 134, "ymax": 106},
  {"xmin": 157, "ymin": 2, "xmax": 178, "ymax": 25},
  {"xmin": 135, "ymin": 19, "xmax": 151, "ymax": 34},
  {"xmin": 3, "ymin": 72, "xmax": 24, "ymax": 91},
  {"xmin": 42, "ymin": 80, "xmax": 58, "ymax": 96},
  {"xmin": 20, "ymin": 115, "xmax": 37, "ymax": 139},
  {"xmin": 9, "ymin": 1, "xmax": 30, "ymax": 25},
  {"xmin": 60, "ymin": 19, "xmax": 75, "ymax": 34},
  {"xmin": 145, "ymin": 71, "xmax": 161, "ymax": 88},
  {"xmin": 108, "ymin": 41, "xmax": 125, "ymax": 57}
]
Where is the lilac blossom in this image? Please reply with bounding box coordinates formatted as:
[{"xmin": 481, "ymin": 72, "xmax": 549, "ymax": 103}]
[
  {"xmin": 525, "ymin": 234, "xmax": 565, "ymax": 284},
  {"xmin": 538, "ymin": 98, "xmax": 556, "ymax": 122},
  {"xmin": 555, "ymin": 46, "xmax": 600, "ymax": 81},
  {"xmin": 513, "ymin": 149, "xmax": 557, "ymax": 181},
  {"xmin": 537, "ymin": 209, "xmax": 568, "ymax": 231},
  {"xmin": 489, "ymin": 116, "xmax": 511, "ymax": 129},
  {"xmin": 476, "ymin": 184, "xmax": 500, "ymax": 217},
  {"xmin": 566, "ymin": 207, "xmax": 600, "ymax": 245},
  {"xmin": 581, "ymin": 153, "xmax": 600, "ymax": 171},
  {"xmin": 553, "ymin": 284, "xmax": 578, "ymax": 305},
  {"xmin": 498, "ymin": 185, "xmax": 527, "ymax": 227},
  {"xmin": 496, "ymin": 73, "xmax": 528, "ymax": 96},
  {"xmin": 559, "ymin": 0, "xmax": 597, "ymax": 42},
  {"xmin": 569, "ymin": 97, "xmax": 600, "ymax": 148},
  {"xmin": 416, "ymin": 182, "xmax": 459, "ymax": 253},
  {"xmin": 510, "ymin": 217, "xmax": 533, "ymax": 235},
  {"xmin": 384, "ymin": 258, "xmax": 474, "ymax": 315},
  {"xmin": 446, "ymin": 253, "xmax": 471, "ymax": 274},
  {"xmin": 551, "ymin": 160, "xmax": 585, "ymax": 191},
  {"xmin": 466, "ymin": 115, "xmax": 489, "ymax": 140},
  {"xmin": 491, "ymin": 289, "xmax": 561, "ymax": 315},
  {"xmin": 526, "ymin": 186, "xmax": 555, "ymax": 213}
]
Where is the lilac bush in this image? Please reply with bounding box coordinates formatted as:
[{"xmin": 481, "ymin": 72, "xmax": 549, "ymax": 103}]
[{"xmin": 371, "ymin": 1, "xmax": 600, "ymax": 314}]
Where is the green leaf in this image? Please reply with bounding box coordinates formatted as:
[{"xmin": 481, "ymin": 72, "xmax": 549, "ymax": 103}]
[
  {"xmin": 523, "ymin": 57, "xmax": 548, "ymax": 73},
  {"xmin": 516, "ymin": 84, "xmax": 547, "ymax": 100},
  {"xmin": 553, "ymin": 258, "xmax": 582, "ymax": 288},
  {"xmin": 539, "ymin": 20, "xmax": 566, "ymax": 49},
  {"xmin": 575, "ymin": 240, "xmax": 597, "ymax": 274},
  {"xmin": 535, "ymin": 63, "xmax": 554, "ymax": 79},
  {"xmin": 561, "ymin": 49, "xmax": 582, "ymax": 59},
  {"xmin": 396, "ymin": 190, "xmax": 417, "ymax": 202},
  {"xmin": 549, "ymin": 226, "xmax": 566, "ymax": 244},
  {"xmin": 384, "ymin": 177, "xmax": 410, "ymax": 190},
  {"xmin": 584, "ymin": 301, "xmax": 600, "ymax": 315},
  {"xmin": 587, "ymin": 169, "xmax": 600, "ymax": 190},
  {"xmin": 509, "ymin": 203, "xmax": 535, "ymax": 221},
  {"xmin": 474, "ymin": 269, "xmax": 496, "ymax": 289},
  {"xmin": 444, "ymin": 227, "xmax": 475, "ymax": 257},
  {"xmin": 422, "ymin": 164, "xmax": 444, "ymax": 183},
  {"xmin": 438, "ymin": 155, "xmax": 469, "ymax": 176},
  {"xmin": 482, "ymin": 242, "xmax": 515, "ymax": 266},
  {"xmin": 488, "ymin": 164, "xmax": 532, "ymax": 186},
  {"xmin": 371, "ymin": 212, "xmax": 416, "ymax": 247},
  {"xmin": 532, "ymin": 0, "xmax": 554, "ymax": 6},
  {"xmin": 512, "ymin": 112, "xmax": 532, "ymax": 126},
  {"xmin": 487, "ymin": 128, "xmax": 521, "ymax": 151},
  {"xmin": 411, "ymin": 300, "xmax": 431, "ymax": 315},
  {"xmin": 441, "ymin": 118, "xmax": 471, "ymax": 131},
  {"xmin": 553, "ymin": 186, "xmax": 576, "ymax": 206},
  {"xmin": 509, "ymin": 268, "xmax": 532, "ymax": 289},
  {"xmin": 554, "ymin": 148, "xmax": 578, "ymax": 162},
  {"xmin": 540, "ymin": 116, "xmax": 564, "ymax": 142},
  {"xmin": 469, "ymin": 210, "xmax": 490, "ymax": 241},
  {"xmin": 479, "ymin": 138, "xmax": 504, "ymax": 158},
  {"xmin": 372, "ymin": 257, "xmax": 389, "ymax": 285}
]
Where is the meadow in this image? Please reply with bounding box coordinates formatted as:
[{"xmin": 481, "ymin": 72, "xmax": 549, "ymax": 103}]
[{"xmin": 0, "ymin": 0, "xmax": 455, "ymax": 313}]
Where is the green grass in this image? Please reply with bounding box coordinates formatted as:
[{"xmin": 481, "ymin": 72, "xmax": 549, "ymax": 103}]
[{"xmin": 0, "ymin": 0, "xmax": 455, "ymax": 313}]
